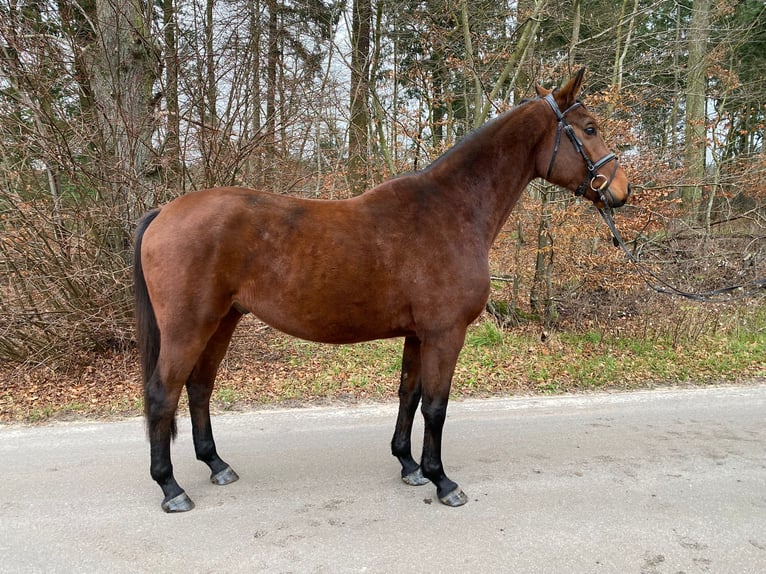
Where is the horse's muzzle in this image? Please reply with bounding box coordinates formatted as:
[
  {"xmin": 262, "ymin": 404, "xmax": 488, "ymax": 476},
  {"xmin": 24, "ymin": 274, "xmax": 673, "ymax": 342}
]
[{"xmin": 604, "ymin": 183, "xmax": 631, "ymax": 209}]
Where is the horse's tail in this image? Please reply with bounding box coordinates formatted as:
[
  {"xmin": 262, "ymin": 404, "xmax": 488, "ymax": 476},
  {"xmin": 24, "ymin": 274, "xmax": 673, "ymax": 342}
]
[{"xmin": 133, "ymin": 209, "xmax": 162, "ymax": 418}]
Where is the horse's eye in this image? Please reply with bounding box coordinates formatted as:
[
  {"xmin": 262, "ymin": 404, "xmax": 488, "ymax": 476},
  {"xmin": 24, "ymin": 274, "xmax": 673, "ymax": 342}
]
[{"xmin": 584, "ymin": 126, "xmax": 597, "ymax": 136}]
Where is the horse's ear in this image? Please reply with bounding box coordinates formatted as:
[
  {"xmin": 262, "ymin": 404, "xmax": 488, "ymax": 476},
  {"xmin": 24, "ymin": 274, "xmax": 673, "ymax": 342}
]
[
  {"xmin": 535, "ymin": 83, "xmax": 552, "ymax": 98},
  {"xmin": 558, "ymin": 68, "xmax": 586, "ymax": 106}
]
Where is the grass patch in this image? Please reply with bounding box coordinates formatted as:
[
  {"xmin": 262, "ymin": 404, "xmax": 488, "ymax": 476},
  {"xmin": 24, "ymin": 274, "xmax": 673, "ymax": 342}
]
[
  {"xmin": 467, "ymin": 321, "xmax": 504, "ymax": 347},
  {"xmin": 455, "ymin": 303, "xmax": 765, "ymax": 394},
  {"xmin": 1, "ymin": 299, "xmax": 763, "ymax": 423}
]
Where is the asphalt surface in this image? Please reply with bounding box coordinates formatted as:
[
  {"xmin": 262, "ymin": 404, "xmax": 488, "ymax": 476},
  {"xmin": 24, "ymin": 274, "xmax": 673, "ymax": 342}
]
[{"xmin": 2, "ymin": 385, "xmax": 765, "ymax": 573}]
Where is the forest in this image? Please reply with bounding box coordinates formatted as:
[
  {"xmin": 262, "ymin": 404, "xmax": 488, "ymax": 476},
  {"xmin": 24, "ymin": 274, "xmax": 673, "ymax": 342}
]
[{"xmin": 0, "ymin": 0, "xmax": 764, "ymax": 417}]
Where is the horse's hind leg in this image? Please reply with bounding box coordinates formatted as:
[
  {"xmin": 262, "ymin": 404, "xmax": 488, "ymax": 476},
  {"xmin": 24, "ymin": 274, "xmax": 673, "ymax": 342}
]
[
  {"xmin": 147, "ymin": 316, "xmax": 225, "ymax": 512},
  {"xmin": 391, "ymin": 336, "xmax": 429, "ymax": 486},
  {"xmin": 186, "ymin": 308, "xmax": 242, "ymax": 485},
  {"xmin": 147, "ymin": 340, "xmax": 211, "ymax": 512},
  {"xmin": 146, "ymin": 370, "xmax": 188, "ymax": 512}
]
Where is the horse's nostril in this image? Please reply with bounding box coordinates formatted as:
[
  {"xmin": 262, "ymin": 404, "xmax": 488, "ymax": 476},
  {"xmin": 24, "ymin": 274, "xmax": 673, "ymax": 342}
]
[{"xmin": 610, "ymin": 184, "xmax": 631, "ymax": 208}]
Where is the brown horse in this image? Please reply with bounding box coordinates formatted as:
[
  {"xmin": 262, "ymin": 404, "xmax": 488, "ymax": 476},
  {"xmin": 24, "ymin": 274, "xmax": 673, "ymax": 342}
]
[{"xmin": 134, "ymin": 69, "xmax": 631, "ymax": 512}]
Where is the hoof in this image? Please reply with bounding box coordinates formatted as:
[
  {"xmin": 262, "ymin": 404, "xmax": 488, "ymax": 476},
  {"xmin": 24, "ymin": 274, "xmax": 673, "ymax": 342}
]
[
  {"xmin": 439, "ymin": 487, "xmax": 468, "ymax": 507},
  {"xmin": 210, "ymin": 466, "xmax": 239, "ymax": 486},
  {"xmin": 402, "ymin": 467, "xmax": 430, "ymax": 486},
  {"xmin": 162, "ymin": 492, "xmax": 195, "ymax": 513}
]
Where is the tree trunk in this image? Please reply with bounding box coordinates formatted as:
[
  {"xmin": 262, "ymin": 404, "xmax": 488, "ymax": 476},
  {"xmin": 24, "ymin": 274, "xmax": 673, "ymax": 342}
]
[
  {"xmin": 611, "ymin": 0, "xmax": 639, "ymax": 91},
  {"xmin": 90, "ymin": 0, "xmax": 159, "ymax": 232},
  {"xmin": 569, "ymin": 0, "xmax": 581, "ymax": 69},
  {"xmin": 57, "ymin": 0, "xmax": 97, "ymax": 117},
  {"xmin": 163, "ymin": 0, "xmax": 181, "ymax": 195},
  {"xmin": 348, "ymin": 0, "xmax": 371, "ymax": 196},
  {"xmin": 248, "ymin": 0, "xmax": 263, "ymax": 184},
  {"xmin": 202, "ymin": 0, "xmax": 218, "ymax": 187},
  {"xmin": 265, "ymin": 0, "xmax": 279, "ymax": 187},
  {"xmin": 530, "ymin": 185, "xmax": 555, "ymax": 326},
  {"xmin": 370, "ymin": 1, "xmax": 395, "ymax": 176},
  {"xmin": 683, "ymin": 0, "xmax": 711, "ymax": 216},
  {"xmin": 460, "ymin": 0, "xmax": 483, "ymax": 128}
]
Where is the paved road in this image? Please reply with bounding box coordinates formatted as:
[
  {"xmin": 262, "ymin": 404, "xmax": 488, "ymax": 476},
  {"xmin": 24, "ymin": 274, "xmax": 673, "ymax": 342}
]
[{"xmin": 2, "ymin": 385, "xmax": 765, "ymax": 573}]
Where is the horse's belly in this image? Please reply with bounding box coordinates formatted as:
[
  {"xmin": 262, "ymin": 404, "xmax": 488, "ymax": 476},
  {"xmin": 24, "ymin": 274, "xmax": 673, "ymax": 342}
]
[
  {"xmin": 237, "ymin": 284, "xmax": 413, "ymax": 344},
  {"xmin": 250, "ymin": 305, "xmax": 412, "ymax": 344}
]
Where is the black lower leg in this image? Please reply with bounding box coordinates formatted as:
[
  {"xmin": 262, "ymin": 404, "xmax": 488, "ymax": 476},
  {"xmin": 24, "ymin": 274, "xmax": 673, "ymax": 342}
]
[
  {"xmin": 392, "ymin": 387, "xmax": 422, "ymax": 478},
  {"xmin": 145, "ymin": 368, "xmax": 193, "ymax": 512},
  {"xmin": 185, "ymin": 308, "xmax": 241, "ymax": 486},
  {"xmin": 148, "ymin": 413, "xmax": 194, "ymax": 512},
  {"xmin": 420, "ymin": 399, "xmax": 452, "ymax": 494},
  {"xmin": 187, "ymin": 380, "xmax": 238, "ymax": 485},
  {"xmin": 391, "ymin": 337, "xmax": 426, "ymax": 484},
  {"xmin": 421, "ymin": 398, "xmax": 467, "ymax": 506}
]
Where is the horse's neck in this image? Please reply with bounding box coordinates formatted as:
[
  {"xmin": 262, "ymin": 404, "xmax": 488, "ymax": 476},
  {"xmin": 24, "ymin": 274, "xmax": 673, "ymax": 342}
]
[{"xmin": 425, "ymin": 105, "xmax": 542, "ymax": 248}]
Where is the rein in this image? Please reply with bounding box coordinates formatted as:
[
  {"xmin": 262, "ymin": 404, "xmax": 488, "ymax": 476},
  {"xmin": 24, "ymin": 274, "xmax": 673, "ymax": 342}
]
[
  {"xmin": 542, "ymin": 92, "xmax": 764, "ymax": 302},
  {"xmin": 597, "ymin": 199, "xmax": 766, "ymax": 302}
]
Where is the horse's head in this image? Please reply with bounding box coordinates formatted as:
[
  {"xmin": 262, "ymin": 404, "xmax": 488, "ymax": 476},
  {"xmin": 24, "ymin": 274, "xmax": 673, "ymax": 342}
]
[{"xmin": 535, "ymin": 69, "xmax": 631, "ymax": 209}]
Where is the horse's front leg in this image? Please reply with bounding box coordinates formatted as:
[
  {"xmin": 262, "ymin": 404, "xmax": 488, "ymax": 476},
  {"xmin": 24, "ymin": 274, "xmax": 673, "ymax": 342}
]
[
  {"xmin": 391, "ymin": 336, "xmax": 429, "ymax": 486},
  {"xmin": 419, "ymin": 328, "xmax": 469, "ymax": 507}
]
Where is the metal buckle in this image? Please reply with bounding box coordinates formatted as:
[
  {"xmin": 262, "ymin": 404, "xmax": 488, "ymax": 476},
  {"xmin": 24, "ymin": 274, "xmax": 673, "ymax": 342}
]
[{"xmin": 590, "ymin": 173, "xmax": 609, "ymax": 192}]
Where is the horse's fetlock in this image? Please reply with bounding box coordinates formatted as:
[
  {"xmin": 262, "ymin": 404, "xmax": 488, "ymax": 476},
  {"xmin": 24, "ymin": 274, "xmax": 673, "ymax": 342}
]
[
  {"xmin": 194, "ymin": 443, "xmax": 217, "ymax": 463},
  {"xmin": 420, "ymin": 459, "xmax": 443, "ymax": 479},
  {"xmin": 150, "ymin": 461, "xmax": 173, "ymax": 483},
  {"xmin": 391, "ymin": 437, "xmax": 410, "ymax": 458}
]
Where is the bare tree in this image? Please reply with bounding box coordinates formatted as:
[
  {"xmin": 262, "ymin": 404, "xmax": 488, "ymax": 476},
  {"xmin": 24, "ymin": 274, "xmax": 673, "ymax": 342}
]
[
  {"xmin": 162, "ymin": 0, "xmax": 182, "ymax": 194},
  {"xmin": 88, "ymin": 0, "xmax": 161, "ymax": 235},
  {"xmin": 684, "ymin": 0, "xmax": 711, "ymax": 215},
  {"xmin": 348, "ymin": 0, "xmax": 372, "ymax": 195}
]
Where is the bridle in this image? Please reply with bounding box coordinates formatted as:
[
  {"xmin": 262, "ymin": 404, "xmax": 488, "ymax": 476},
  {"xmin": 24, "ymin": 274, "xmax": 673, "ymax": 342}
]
[
  {"xmin": 541, "ymin": 94, "xmax": 765, "ymax": 301},
  {"xmin": 542, "ymin": 93, "xmax": 620, "ymax": 204},
  {"xmin": 538, "ymin": 94, "xmax": 764, "ymax": 302}
]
